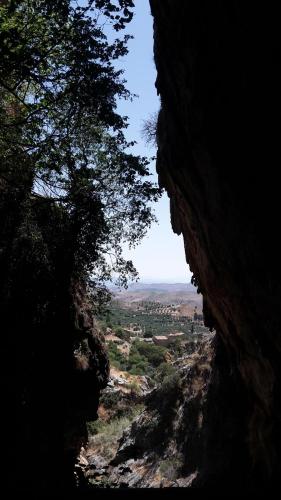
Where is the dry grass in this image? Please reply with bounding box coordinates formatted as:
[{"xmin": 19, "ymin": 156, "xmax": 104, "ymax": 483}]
[
  {"xmin": 87, "ymin": 403, "xmax": 144, "ymax": 462},
  {"xmin": 87, "ymin": 416, "xmax": 133, "ymax": 461},
  {"xmin": 74, "ymin": 354, "xmax": 90, "ymax": 370}
]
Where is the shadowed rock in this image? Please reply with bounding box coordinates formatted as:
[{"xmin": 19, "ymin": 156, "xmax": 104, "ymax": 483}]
[{"xmin": 150, "ymin": 0, "xmax": 281, "ymax": 489}]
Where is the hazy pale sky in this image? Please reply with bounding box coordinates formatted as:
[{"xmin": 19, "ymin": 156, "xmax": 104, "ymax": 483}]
[{"xmin": 111, "ymin": 0, "xmax": 192, "ymax": 283}]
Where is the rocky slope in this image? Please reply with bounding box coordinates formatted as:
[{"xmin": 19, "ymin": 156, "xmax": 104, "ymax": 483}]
[
  {"xmin": 80, "ymin": 364, "xmax": 151, "ymax": 486},
  {"xmin": 150, "ymin": 0, "xmax": 281, "ymax": 488},
  {"xmin": 82, "ymin": 337, "xmax": 214, "ymax": 488}
]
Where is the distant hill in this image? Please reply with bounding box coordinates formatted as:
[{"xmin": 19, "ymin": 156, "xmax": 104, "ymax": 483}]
[
  {"xmin": 110, "ymin": 282, "xmax": 197, "ymax": 293},
  {"xmin": 111, "ymin": 282, "xmax": 202, "ymax": 314}
]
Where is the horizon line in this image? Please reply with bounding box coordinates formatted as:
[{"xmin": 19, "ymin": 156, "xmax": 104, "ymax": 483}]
[{"xmin": 109, "ymin": 280, "xmax": 194, "ymax": 286}]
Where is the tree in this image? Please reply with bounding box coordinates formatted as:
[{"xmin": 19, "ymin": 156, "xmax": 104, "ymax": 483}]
[
  {"xmin": 115, "ymin": 327, "xmax": 130, "ymax": 341},
  {"xmin": 141, "ymin": 111, "xmax": 158, "ymax": 147},
  {"xmin": 155, "ymin": 361, "xmax": 176, "ymax": 383},
  {"xmin": 0, "ymin": 0, "xmax": 161, "ymax": 311},
  {"xmin": 132, "ymin": 340, "xmax": 167, "ymax": 368}
]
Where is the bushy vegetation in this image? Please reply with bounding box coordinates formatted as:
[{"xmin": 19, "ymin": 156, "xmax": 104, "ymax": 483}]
[
  {"xmin": 106, "ymin": 338, "xmax": 168, "ymax": 378},
  {"xmin": 0, "ymin": 0, "xmax": 161, "ymax": 314},
  {"xmin": 127, "ymin": 345, "xmax": 150, "ymax": 376},
  {"xmin": 115, "ymin": 402, "xmax": 144, "ymax": 419},
  {"xmin": 161, "ymin": 371, "xmax": 182, "ymax": 394},
  {"xmin": 159, "ymin": 456, "xmax": 183, "ymax": 481},
  {"xmin": 114, "ymin": 327, "xmax": 131, "ymax": 342},
  {"xmin": 130, "ymin": 340, "xmax": 166, "ymax": 370},
  {"xmin": 107, "ymin": 341, "xmax": 127, "ymax": 371},
  {"xmin": 155, "ymin": 362, "xmax": 177, "ymax": 383},
  {"xmin": 87, "ymin": 404, "xmax": 144, "ymax": 461},
  {"xmin": 154, "ymin": 371, "xmax": 182, "ymax": 410},
  {"xmin": 99, "ymin": 390, "xmax": 120, "ymax": 409},
  {"xmin": 169, "ymin": 339, "xmax": 186, "ymax": 357},
  {"xmin": 126, "ymin": 380, "xmax": 141, "ymax": 395},
  {"xmin": 87, "ymin": 416, "xmax": 133, "ymax": 461}
]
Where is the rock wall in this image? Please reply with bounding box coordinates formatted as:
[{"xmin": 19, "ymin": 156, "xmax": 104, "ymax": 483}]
[
  {"xmin": 150, "ymin": 0, "xmax": 281, "ymax": 488},
  {"xmin": 0, "ymin": 182, "xmax": 109, "ymax": 492}
]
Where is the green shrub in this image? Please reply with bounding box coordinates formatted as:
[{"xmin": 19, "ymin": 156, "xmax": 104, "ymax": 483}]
[
  {"xmin": 169, "ymin": 339, "xmax": 186, "ymax": 357},
  {"xmin": 115, "ymin": 402, "xmax": 144, "ymax": 419},
  {"xmin": 155, "ymin": 362, "xmax": 177, "ymax": 383},
  {"xmin": 127, "ymin": 347, "xmax": 149, "ymax": 375},
  {"xmin": 129, "ymin": 365, "xmax": 146, "ymax": 376},
  {"xmin": 114, "ymin": 327, "xmax": 130, "ymax": 341},
  {"xmin": 87, "ymin": 419, "xmax": 105, "ymax": 436},
  {"xmin": 126, "ymin": 340, "xmax": 167, "ymax": 376},
  {"xmin": 161, "ymin": 371, "xmax": 181, "ymax": 393},
  {"xmin": 107, "ymin": 341, "xmax": 127, "ymax": 370},
  {"xmin": 127, "ymin": 380, "xmax": 141, "ymax": 395},
  {"xmin": 87, "ymin": 406, "xmax": 144, "ymax": 462},
  {"xmin": 159, "ymin": 456, "xmax": 183, "ymax": 480},
  {"xmin": 134, "ymin": 341, "xmax": 167, "ymax": 368},
  {"xmin": 87, "ymin": 416, "xmax": 132, "ymax": 460},
  {"xmin": 100, "ymin": 390, "xmax": 120, "ymax": 408}
]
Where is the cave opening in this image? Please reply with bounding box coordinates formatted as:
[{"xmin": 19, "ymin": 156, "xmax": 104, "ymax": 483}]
[
  {"xmin": 75, "ymin": 2, "xmax": 214, "ymax": 487},
  {"xmin": 78, "ymin": 0, "xmax": 281, "ymax": 490},
  {"xmin": 80, "ymin": 221, "xmax": 214, "ymax": 488},
  {"xmin": 2, "ymin": 0, "xmax": 280, "ymax": 493}
]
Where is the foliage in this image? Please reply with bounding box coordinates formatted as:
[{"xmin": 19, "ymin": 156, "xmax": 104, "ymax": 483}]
[
  {"xmin": 106, "ymin": 341, "xmax": 127, "ymax": 370},
  {"xmin": 141, "ymin": 111, "xmax": 158, "ymax": 147},
  {"xmin": 159, "ymin": 456, "xmax": 183, "ymax": 481},
  {"xmin": 132, "ymin": 340, "xmax": 166, "ymax": 368},
  {"xmin": 100, "ymin": 390, "xmax": 120, "ymax": 409},
  {"xmin": 114, "ymin": 327, "xmax": 130, "ymax": 341},
  {"xmin": 106, "ymin": 336, "xmax": 168, "ymax": 376},
  {"xmin": 127, "ymin": 380, "xmax": 141, "ymax": 395},
  {"xmin": 87, "ymin": 415, "xmax": 132, "ymax": 461},
  {"xmin": 0, "ymin": 0, "xmax": 161, "ymax": 311},
  {"xmin": 155, "ymin": 361, "xmax": 177, "ymax": 383},
  {"xmin": 160, "ymin": 371, "xmax": 181, "ymax": 395},
  {"xmin": 126, "ymin": 340, "xmax": 167, "ymax": 376},
  {"xmin": 87, "ymin": 404, "xmax": 143, "ymax": 461},
  {"xmin": 127, "ymin": 343, "xmax": 149, "ymax": 375},
  {"xmin": 169, "ymin": 339, "xmax": 185, "ymax": 357},
  {"xmin": 115, "ymin": 402, "xmax": 144, "ymax": 419},
  {"xmin": 148, "ymin": 371, "xmax": 182, "ymax": 416}
]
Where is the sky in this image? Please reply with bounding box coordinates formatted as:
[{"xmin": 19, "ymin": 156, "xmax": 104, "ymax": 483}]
[{"xmin": 109, "ymin": 0, "xmax": 192, "ymax": 283}]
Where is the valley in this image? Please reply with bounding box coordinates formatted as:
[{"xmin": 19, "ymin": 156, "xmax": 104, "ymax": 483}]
[{"xmin": 79, "ymin": 283, "xmax": 213, "ymax": 488}]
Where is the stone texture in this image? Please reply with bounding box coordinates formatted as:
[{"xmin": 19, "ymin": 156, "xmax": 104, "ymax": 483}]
[
  {"xmin": 92, "ymin": 339, "xmax": 214, "ymax": 488},
  {"xmin": 150, "ymin": 0, "xmax": 281, "ymax": 488}
]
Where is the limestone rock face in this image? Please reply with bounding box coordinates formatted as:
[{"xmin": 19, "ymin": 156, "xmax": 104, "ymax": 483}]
[{"xmin": 150, "ymin": 0, "xmax": 281, "ymax": 488}]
